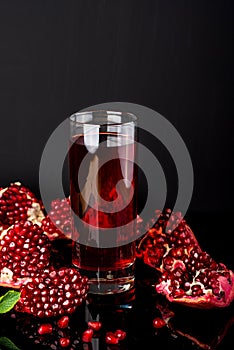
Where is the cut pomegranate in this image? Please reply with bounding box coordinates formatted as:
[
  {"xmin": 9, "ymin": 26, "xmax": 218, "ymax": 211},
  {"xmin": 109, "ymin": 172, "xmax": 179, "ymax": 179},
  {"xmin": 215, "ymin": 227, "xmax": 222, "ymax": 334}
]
[
  {"xmin": 137, "ymin": 209, "xmax": 234, "ymax": 308},
  {"xmin": 41, "ymin": 197, "xmax": 72, "ymax": 240},
  {"xmin": 0, "ymin": 182, "xmax": 45, "ymax": 232},
  {"xmin": 137, "ymin": 209, "xmax": 200, "ymax": 271},
  {"xmin": 14, "ymin": 267, "xmax": 89, "ymax": 317},
  {"xmin": 0, "ymin": 220, "xmax": 51, "ymax": 288}
]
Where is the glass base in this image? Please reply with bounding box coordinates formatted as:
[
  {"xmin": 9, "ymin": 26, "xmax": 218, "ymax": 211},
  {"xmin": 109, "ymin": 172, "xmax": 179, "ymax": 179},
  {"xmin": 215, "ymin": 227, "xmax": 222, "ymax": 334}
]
[{"xmin": 75, "ymin": 263, "xmax": 135, "ymax": 295}]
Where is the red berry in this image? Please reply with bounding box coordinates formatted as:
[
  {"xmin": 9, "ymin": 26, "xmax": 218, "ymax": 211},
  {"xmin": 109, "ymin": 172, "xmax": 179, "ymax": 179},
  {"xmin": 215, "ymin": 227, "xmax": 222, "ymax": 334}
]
[
  {"xmin": 57, "ymin": 316, "xmax": 70, "ymax": 329},
  {"xmin": 37, "ymin": 323, "xmax": 53, "ymax": 334},
  {"xmin": 88, "ymin": 321, "xmax": 102, "ymax": 331},
  {"xmin": 105, "ymin": 332, "xmax": 119, "ymax": 345},
  {"xmin": 82, "ymin": 328, "xmax": 93, "ymax": 342},
  {"xmin": 59, "ymin": 337, "xmax": 70, "ymax": 347},
  {"xmin": 153, "ymin": 317, "xmax": 166, "ymax": 329},
  {"xmin": 114, "ymin": 329, "xmax": 126, "ymax": 340}
]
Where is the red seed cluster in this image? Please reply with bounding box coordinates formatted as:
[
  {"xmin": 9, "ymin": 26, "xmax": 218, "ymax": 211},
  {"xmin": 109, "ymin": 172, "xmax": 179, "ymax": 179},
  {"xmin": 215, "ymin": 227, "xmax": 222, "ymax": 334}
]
[
  {"xmin": 15, "ymin": 267, "xmax": 89, "ymax": 318},
  {"xmin": 0, "ymin": 221, "xmax": 51, "ymax": 279},
  {"xmin": 0, "ymin": 182, "xmax": 42, "ymax": 226},
  {"xmin": 158, "ymin": 248, "xmax": 231, "ymax": 300},
  {"xmin": 41, "ymin": 198, "xmax": 72, "ymax": 240}
]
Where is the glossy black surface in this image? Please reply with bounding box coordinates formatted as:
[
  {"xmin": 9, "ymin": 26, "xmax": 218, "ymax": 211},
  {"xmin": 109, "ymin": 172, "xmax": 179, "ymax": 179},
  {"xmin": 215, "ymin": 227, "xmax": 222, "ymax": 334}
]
[{"xmin": 0, "ymin": 212, "xmax": 233, "ymax": 350}]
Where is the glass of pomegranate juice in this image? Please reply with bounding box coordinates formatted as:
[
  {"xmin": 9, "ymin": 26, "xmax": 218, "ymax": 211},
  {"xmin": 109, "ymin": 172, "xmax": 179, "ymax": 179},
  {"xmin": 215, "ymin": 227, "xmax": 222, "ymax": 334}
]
[{"xmin": 69, "ymin": 110, "xmax": 138, "ymax": 294}]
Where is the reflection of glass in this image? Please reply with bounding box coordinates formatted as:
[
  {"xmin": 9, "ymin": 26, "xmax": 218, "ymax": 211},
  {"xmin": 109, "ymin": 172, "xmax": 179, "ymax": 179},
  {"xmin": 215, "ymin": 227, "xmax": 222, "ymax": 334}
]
[{"xmin": 69, "ymin": 110, "xmax": 138, "ymax": 294}]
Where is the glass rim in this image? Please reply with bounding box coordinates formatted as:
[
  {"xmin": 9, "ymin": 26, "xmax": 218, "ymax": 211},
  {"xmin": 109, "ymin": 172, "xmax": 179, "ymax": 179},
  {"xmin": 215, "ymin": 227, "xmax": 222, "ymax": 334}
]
[{"xmin": 69, "ymin": 109, "xmax": 137, "ymax": 126}]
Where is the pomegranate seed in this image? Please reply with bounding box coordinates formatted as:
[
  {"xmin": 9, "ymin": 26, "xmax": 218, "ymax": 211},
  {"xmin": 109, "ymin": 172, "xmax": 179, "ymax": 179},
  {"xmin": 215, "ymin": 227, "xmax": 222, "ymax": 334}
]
[
  {"xmin": 153, "ymin": 317, "xmax": 166, "ymax": 329},
  {"xmin": 114, "ymin": 329, "xmax": 126, "ymax": 340},
  {"xmin": 82, "ymin": 329, "xmax": 93, "ymax": 342},
  {"xmin": 37, "ymin": 323, "xmax": 53, "ymax": 334},
  {"xmin": 171, "ymin": 288, "xmax": 185, "ymax": 298},
  {"xmin": 59, "ymin": 337, "xmax": 70, "ymax": 347},
  {"xmin": 88, "ymin": 321, "xmax": 102, "ymax": 331},
  {"xmin": 105, "ymin": 332, "xmax": 119, "ymax": 345},
  {"xmin": 57, "ymin": 316, "xmax": 70, "ymax": 329}
]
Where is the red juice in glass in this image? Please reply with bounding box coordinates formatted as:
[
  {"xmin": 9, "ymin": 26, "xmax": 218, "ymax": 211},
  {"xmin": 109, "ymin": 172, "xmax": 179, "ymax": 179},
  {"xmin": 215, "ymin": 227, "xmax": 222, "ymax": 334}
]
[{"xmin": 69, "ymin": 111, "xmax": 137, "ymax": 294}]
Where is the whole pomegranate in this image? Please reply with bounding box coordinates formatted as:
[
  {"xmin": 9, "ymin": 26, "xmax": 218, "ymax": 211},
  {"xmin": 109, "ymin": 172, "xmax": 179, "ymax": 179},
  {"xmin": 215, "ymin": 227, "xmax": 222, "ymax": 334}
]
[
  {"xmin": 137, "ymin": 209, "xmax": 234, "ymax": 308},
  {"xmin": 0, "ymin": 182, "xmax": 45, "ymax": 232}
]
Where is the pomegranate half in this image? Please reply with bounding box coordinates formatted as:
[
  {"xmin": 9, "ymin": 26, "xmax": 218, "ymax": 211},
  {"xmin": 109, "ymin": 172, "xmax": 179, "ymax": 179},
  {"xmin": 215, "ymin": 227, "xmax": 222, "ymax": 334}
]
[
  {"xmin": 137, "ymin": 209, "xmax": 234, "ymax": 308},
  {"xmin": 0, "ymin": 220, "xmax": 51, "ymax": 288}
]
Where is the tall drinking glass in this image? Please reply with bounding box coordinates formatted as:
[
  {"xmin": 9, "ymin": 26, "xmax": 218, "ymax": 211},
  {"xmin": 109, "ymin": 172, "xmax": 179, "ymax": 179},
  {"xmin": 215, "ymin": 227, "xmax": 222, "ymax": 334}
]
[{"xmin": 69, "ymin": 110, "xmax": 138, "ymax": 294}]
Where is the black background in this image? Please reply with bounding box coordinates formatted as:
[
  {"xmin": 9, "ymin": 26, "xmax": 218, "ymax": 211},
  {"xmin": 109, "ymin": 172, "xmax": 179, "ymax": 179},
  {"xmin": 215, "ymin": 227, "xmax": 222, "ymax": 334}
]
[
  {"xmin": 0, "ymin": 2, "xmax": 234, "ymax": 349},
  {"xmin": 0, "ymin": 1, "xmax": 233, "ymax": 250}
]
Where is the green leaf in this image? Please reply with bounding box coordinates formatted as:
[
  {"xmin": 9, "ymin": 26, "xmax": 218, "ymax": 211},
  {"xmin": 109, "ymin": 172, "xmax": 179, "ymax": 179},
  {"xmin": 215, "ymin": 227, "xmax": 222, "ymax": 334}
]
[
  {"xmin": 0, "ymin": 337, "xmax": 21, "ymax": 350},
  {"xmin": 0, "ymin": 291, "xmax": 21, "ymax": 314}
]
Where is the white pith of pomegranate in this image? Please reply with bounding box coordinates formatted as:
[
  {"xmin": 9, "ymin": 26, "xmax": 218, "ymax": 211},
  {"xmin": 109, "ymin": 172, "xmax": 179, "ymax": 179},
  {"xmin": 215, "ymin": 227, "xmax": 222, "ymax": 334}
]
[
  {"xmin": 0, "ymin": 182, "xmax": 45, "ymax": 232},
  {"xmin": 14, "ymin": 267, "xmax": 89, "ymax": 318},
  {"xmin": 0, "ymin": 220, "xmax": 51, "ymax": 288},
  {"xmin": 41, "ymin": 198, "xmax": 72, "ymax": 241},
  {"xmin": 137, "ymin": 209, "xmax": 234, "ymax": 308}
]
